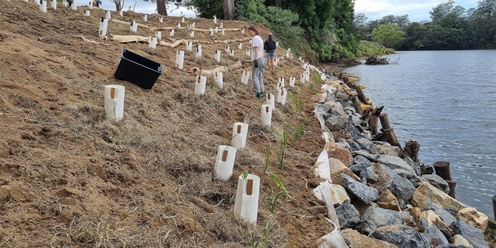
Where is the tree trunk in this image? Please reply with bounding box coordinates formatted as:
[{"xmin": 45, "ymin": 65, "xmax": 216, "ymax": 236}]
[
  {"xmin": 275, "ymin": 0, "xmax": 282, "ymax": 7},
  {"xmin": 157, "ymin": 0, "xmax": 167, "ymax": 16},
  {"xmin": 224, "ymin": 0, "xmax": 234, "ymax": 20}
]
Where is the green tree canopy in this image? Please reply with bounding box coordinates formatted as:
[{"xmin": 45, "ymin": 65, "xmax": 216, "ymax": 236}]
[{"xmin": 371, "ymin": 23, "xmax": 405, "ymax": 49}]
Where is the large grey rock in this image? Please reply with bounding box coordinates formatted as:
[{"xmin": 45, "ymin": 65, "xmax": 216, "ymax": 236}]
[
  {"xmin": 427, "ymin": 206, "xmax": 457, "ymax": 226},
  {"xmin": 360, "ymin": 207, "xmax": 406, "ymax": 234},
  {"xmin": 410, "ymin": 176, "xmax": 426, "ymax": 188},
  {"xmin": 424, "ymin": 225, "xmax": 449, "ymax": 247},
  {"xmin": 356, "ymin": 138, "xmax": 374, "ymax": 151},
  {"xmin": 350, "ymin": 155, "xmax": 371, "ymax": 174},
  {"xmin": 360, "ymin": 167, "xmax": 379, "ymax": 184},
  {"xmin": 324, "ymin": 101, "xmax": 349, "ymax": 131},
  {"xmin": 389, "ymin": 173, "xmax": 416, "ymax": 201},
  {"xmin": 369, "ymin": 224, "xmax": 430, "ymax": 248},
  {"xmin": 412, "ymin": 182, "xmax": 466, "ymax": 211},
  {"xmin": 335, "ymin": 204, "xmax": 360, "ymax": 229},
  {"xmin": 450, "ymin": 221, "xmax": 489, "ymax": 248},
  {"xmin": 404, "ymin": 156, "xmax": 421, "ymax": 176},
  {"xmin": 421, "ymin": 174, "xmax": 450, "ymax": 194},
  {"xmin": 340, "ymin": 174, "xmax": 378, "ymax": 204},
  {"xmin": 341, "ymin": 228, "xmax": 399, "ymax": 248},
  {"xmin": 353, "ymin": 150, "xmax": 416, "ymax": 178}
]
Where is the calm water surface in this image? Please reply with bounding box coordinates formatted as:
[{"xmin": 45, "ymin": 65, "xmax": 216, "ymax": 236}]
[{"xmin": 344, "ymin": 50, "xmax": 496, "ymax": 216}]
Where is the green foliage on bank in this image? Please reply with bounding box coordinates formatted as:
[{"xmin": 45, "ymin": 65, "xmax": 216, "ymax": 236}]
[
  {"xmin": 356, "ymin": 0, "xmax": 496, "ymax": 50},
  {"xmin": 357, "ymin": 40, "xmax": 394, "ymax": 57},
  {"xmin": 189, "ymin": 0, "xmax": 360, "ymax": 62}
]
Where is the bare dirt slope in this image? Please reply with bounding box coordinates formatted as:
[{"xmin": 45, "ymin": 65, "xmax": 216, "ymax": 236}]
[{"xmin": 0, "ymin": 1, "xmax": 342, "ymax": 247}]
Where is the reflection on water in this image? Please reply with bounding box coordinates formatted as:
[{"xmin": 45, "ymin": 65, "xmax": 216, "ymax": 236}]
[{"xmin": 345, "ymin": 50, "xmax": 496, "ymax": 216}]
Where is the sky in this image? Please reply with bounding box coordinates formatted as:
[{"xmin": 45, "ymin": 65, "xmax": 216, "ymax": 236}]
[
  {"xmin": 354, "ymin": 0, "xmax": 480, "ymax": 22},
  {"xmin": 74, "ymin": 0, "xmax": 197, "ymax": 17},
  {"xmin": 75, "ymin": 0, "xmax": 482, "ymax": 22}
]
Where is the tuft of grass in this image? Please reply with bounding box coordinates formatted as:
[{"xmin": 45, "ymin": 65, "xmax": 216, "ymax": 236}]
[
  {"xmin": 292, "ymin": 121, "xmax": 305, "ymax": 145},
  {"xmin": 263, "ymin": 147, "xmax": 271, "ymax": 175},
  {"xmin": 266, "ymin": 173, "xmax": 290, "ymax": 213},
  {"xmin": 245, "ymin": 221, "xmax": 270, "ymax": 248},
  {"xmin": 278, "ymin": 128, "xmax": 289, "ymax": 170}
]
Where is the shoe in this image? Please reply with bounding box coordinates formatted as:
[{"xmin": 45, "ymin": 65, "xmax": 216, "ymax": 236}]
[
  {"xmin": 256, "ymin": 92, "xmax": 263, "ymax": 98},
  {"xmin": 261, "ymin": 92, "xmax": 265, "ymax": 98}
]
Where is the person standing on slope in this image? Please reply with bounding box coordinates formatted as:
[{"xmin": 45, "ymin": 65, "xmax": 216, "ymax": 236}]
[
  {"xmin": 264, "ymin": 33, "xmax": 276, "ymax": 72},
  {"xmin": 248, "ymin": 26, "xmax": 265, "ymax": 98}
]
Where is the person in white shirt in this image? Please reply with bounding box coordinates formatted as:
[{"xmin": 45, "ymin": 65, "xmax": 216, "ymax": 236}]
[{"xmin": 248, "ymin": 26, "xmax": 265, "ymax": 98}]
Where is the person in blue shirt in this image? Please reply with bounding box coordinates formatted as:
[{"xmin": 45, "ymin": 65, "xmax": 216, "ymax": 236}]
[{"xmin": 264, "ymin": 33, "xmax": 276, "ymax": 71}]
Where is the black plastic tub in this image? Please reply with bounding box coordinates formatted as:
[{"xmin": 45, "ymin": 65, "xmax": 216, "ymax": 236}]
[{"xmin": 114, "ymin": 49, "xmax": 162, "ymax": 89}]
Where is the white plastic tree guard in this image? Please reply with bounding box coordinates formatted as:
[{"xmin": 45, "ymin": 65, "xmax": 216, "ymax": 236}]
[
  {"xmin": 149, "ymin": 37, "xmax": 158, "ymax": 49},
  {"xmin": 84, "ymin": 10, "xmax": 90, "ymax": 16},
  {"xmin": 261, "ymin": 104, "xmax": 272, "ymax": 126},
  {"xmin": 181, "ymin": 16, "xmax": 185, "ymax": 23},
  {"xmin": 155, "ymin": 31, "xmax": 162, "ymax": 42},
  {"xmin": 104, "ymin": 85, "xmax": 125, "ymax": 121},
  {"xmin": 231, "ymin": 122, "xmax": 249, "ymax": 149},
  {"xmin": 40, "ymin": 0, "xmax": 47, "ymax": 13},
  {"xmin": 289, "ymin": 76, "xmax": 296, "ymax": 88},
  {"xmin": 186, "ymin": 41, "xmax": 193, "ymax": 51},
  {"xmin": 214, "ymin": 145, "xmax": 237, "ymax": 181},
  {"xmin": 214, "ymin": 71, "xmax": 223, "ymax": 89},
  {"xmin": 215, "ymin": 50, "xmax": 221, "ymax": 63},
  {"xmin": 177, "ymin": 22, "xmax": 181, "ymax": 28},
  {"xmin": 194, "ymin": 75, "xmax": 207, "ymax": 95},
  {"xmin": 221, "ymin": 29, "xmax": 225, "ymax": 36},
  {"xmin": 71, "ymin": 2, "xmax": 76, "ymax": 10},
  {"xmin": 220, "ymin": 21, "xmax": 224, "ymax": 29},
  {"xmin": 300, "ymin": 74, "xmax": 305, "ymax": 84},
  {"xmin": 191, "ymin": 22, "xmax": 196, "ymax": 28},
  {"xmin": 159, "ymin": 16, "xmax": 163, "ymax": 23},
  {"xmin": 215, "ymin": 27, "xmax": 219, "ymax": 33},
  {"xmin": 143, "ymin": 14, "xmax": 147, "ymax": 22},
  {"xmin": 190, "ymin": 31, "xmax": 194, "ymax": 38},
  {"xmin": 277, "ymin": 88, "xmax": 288, "ymax": 105},
  {"xmin": 209, "ymin": 28, "xmax": 214, "ymax": 36},
  {"xmin": 234, "ymin": 174, "xmax": 260, "ymax": 225},
  {"xmin": 238, "ymin": 43, "xmax": 243, "ymax": 49},
  {"xmin": 130, "ymin": 20, "xmax": 137, "ymax": 32},
  {"xmin": 88, "ymin": 1, "xmax": 92, "ymax": 9},
  {"xmin": 105, "ymin": 10, "xmax": 111, "ymax": 20},
  {"xmin": 245, "ymin": 49, "xmax": 251, "ymax": 56},
  {"xmin": 98, "ymin": 18, "xmax": 108, "ymax": 36},
  {"xmin": 265, "ymin": 93, "xmax": 275, "ymax": 109},
  {"xmin": 225, "ymin": 45, "xmax": 230, "ymax": 52},
  {"xmin": 51, "ymin": 0, "xmax": 56, "ymax": 9},
  {"xmin": 241, "ymin": 70, "xmax": 250, "ymax": 85},
  {"xmin": 213, "ymin": 15, "xmax": 217, "ymax": 24},
  {"xmin": 195, "ymin": 44, "xmax": 202, "ymax": 59},
  {"xmin": 169, "ymin": 29, "xmax": 175, "ymax": 37},
  {"xmin": 175, "ymin": 50, "xmax": 185, "ymax": 69},
  {"xmin": 229, "ymin": 49, "xmax": 235, "ymax": 57},
  {"xmin": 241, "ymin": 28, "xmax": 245, "ymax": 34},
  {"xmin": 278, "ymin": 78, "xmax": 285, "ymax": 89}
]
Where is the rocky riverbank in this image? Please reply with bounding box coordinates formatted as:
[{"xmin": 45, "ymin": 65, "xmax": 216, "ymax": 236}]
[{"xmin": 310, "ymin": 73, "xmax": 494, "ymax": 247}]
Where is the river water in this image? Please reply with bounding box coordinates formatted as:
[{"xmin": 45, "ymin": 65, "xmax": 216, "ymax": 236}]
[{"xmin": 344, "ymin": 50, "xmax": 496, "ymax": 217}]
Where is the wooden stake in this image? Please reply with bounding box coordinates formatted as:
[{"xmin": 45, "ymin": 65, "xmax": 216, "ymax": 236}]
[
  {"xmin": 493, "ymin": 195, "xmax": 496, "ymax": 220},
  {"xmin": 446, "ymin": 180, "xmax": 456, "ymax": 198},
  {"xmin": 352, "ymin": 96, "xmax": 362, "ymax": 114},
  {"xmin": 369, "ymin": 115, "xmax": 378, "ymax": 135},
  {"xmin": 379, "ymin": 113, "xmax": 392, "ymax": 130},
  {"xmin": 433, "ymin": 161, "xmax": 452, "ymax": 180},
  {"xmin": 354, "ymin": 85, "xmax": 368, "ymax": 104},
  {"xmin": 246, "ymin": 179, "xmax": 253, "ymax": 195},
  {"xmin": 382, "ymin": 128, "xmax": 400, "ymax": 147},
  {"xmin": 237, "ymin": 125, "xmax": 241, "ymax": 134}
]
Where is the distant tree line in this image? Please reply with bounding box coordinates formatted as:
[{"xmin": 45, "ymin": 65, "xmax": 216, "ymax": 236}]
[
  {"xmin": 356, "ymin": 0, "xmax": 496, "ymax": 50},
  {"xmin": 188, "ymin": 0, "xmax": 358, "ymax": 62}
]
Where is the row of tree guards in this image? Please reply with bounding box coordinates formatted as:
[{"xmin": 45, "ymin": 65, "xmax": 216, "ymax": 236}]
[{"xmin": 340, "ymin": 72, "xmax": 496, "ymax": 230}]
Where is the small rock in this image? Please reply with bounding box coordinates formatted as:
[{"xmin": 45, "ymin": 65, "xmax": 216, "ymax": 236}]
[
  {"xmin": 457, "ymin": 207, "xmax": 489, "ymax": 232},
  {"xmin": 341, "ymin": 228, "xmax": 398, "ymax": 248},
  {"xmin": 370, "ymin": 224, "xmax": 430, "ymax": 248},
  {"xmin": 412, "ymin": 182, "xmax": 466, "ymax": 211},
  {"xmin": 360, "ymin": 207, "xmax": 407, "ymax": 234},
  {"xmin": 424, "ymin": 225, "xmax": 449, "ymax": 247},
  {"xmin": 335, "ymin": 204, "xmax": 360, "ymax": 229},
  {"xmin": 340, "ymin": 174, "xmax": 378, "ymax": 204},
  {"xmin": 360, "ymin": 167, "xmax": 379, "ymax": 184},
  {"xmin": 421, "ymin": 174, "xmax": 450, "ymax": 194},
  {"xmin": 376, "ymin": 188, "xmax": 400, "ymax": 211},
  {"xmin": 450, "ymin": 220, "xmax": 489, "ymax": 248},
  {"xmin": 450, "ymin": 234, "xmax": 472, "ymax": 247}
]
